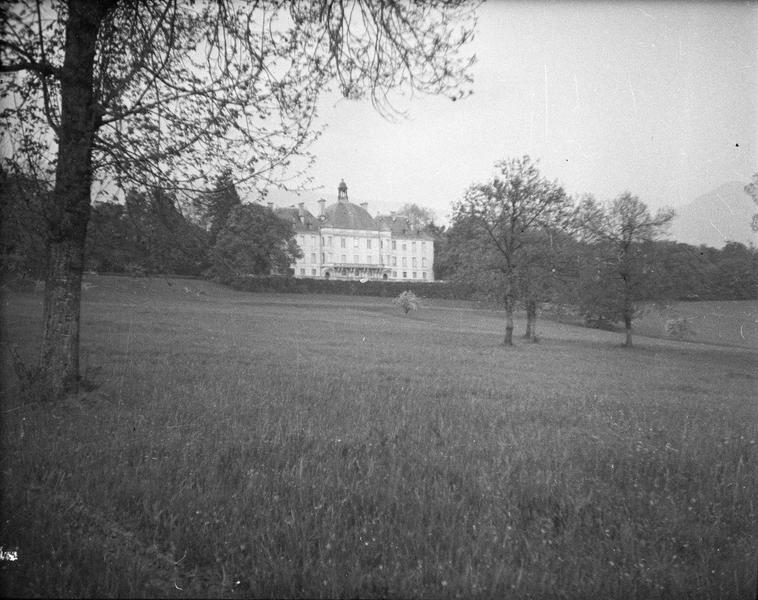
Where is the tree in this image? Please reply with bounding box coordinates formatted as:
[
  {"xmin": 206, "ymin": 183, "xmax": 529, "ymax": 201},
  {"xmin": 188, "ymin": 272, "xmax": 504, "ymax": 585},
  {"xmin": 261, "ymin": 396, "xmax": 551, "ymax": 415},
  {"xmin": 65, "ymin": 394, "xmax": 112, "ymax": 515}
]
[
  {"xmin": 194, "ymin": 169, "xmax": 243, "ymax": 246},
  {"xmin": 0, "ymin": 168, "xmax": 48, "ymax": 279},
  {"xmin": 710, "ymin": 241, "xmax": 758, "ymax": 300},
  {"xmin": 745, "ymin": 173, "xmax": 758, "ymax": 232},
  {"xmin": 576, "ymin": 193, "xmax": 674, "ymax": 347},
  {"xmin": 642, "ymin": 240, "xmax": 715, "ymax": 301},
  {"xmin": 396, "ymin": 203, "xmax": 437, "ymax": 232},
  {"xmin": 1, "ymin": 0, "xmax": 476, "ymax": 398},
  {"xmin": 212, "ymin": 204, "xmax": 301, "ymax": 279},
  {"xmin": 515, "ymin": 227, "xmax": 577, "ymax": 341},
  {"xmin": 451, "ymin": 156, "xmax": 570, "ymax": 345},
  {"xmin": 85, "ymin": 200, "xmax": 131, "ymax": 272},
  {"xmin": 393, "ymin": 290, "xmax": 420, "ymax": 315},
  {"xmin": 122, "ymin": 187, "xmax": 211, "ymax": 276}
]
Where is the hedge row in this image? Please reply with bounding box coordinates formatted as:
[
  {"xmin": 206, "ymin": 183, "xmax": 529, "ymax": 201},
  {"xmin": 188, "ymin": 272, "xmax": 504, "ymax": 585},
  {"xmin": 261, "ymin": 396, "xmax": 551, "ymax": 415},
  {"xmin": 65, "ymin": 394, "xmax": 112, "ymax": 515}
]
[{"xmin": 224, "ymin": 275, "xmax": 481, "ymax": 300}]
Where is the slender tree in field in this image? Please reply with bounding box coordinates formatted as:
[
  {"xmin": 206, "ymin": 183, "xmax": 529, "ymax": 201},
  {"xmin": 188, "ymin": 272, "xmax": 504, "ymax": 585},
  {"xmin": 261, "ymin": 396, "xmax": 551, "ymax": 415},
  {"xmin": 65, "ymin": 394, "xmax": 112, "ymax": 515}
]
[
  {"xmin": 452, "ymin": 156, "xmax": 569, "ymax": 345},
  {"xmin": 0, "ymin": 0, "xmax": 476, "ymax": 399},
  {"xmin": 515, "ymin": 227, "xmax": 577, "ymax": 341},
  {"xmin": 576, "ymin": 193, "xmax": 674, "ymax": 347}
]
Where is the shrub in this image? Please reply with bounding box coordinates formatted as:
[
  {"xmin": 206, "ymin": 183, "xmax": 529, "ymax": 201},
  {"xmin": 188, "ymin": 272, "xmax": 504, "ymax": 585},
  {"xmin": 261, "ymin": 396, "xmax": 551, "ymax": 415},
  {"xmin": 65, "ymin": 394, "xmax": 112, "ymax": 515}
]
[
  {"xmin": 124, "ymin": 263, "xmax": 147, "ymax": 278},
  {"xmin": 393, "ymin": 290, "xmax": 420, "ymax": 314},
  {"xmin": 665, "ymin": 317, "xmax": 695, "ymax": 339}
]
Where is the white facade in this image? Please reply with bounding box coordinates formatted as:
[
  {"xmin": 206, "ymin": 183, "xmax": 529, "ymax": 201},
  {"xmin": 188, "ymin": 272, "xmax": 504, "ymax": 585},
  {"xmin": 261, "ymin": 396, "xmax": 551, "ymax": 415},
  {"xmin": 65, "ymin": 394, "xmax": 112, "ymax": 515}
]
[{"xmin": 277, "ymin": 181, "xmax": 434, "ymax": 282}]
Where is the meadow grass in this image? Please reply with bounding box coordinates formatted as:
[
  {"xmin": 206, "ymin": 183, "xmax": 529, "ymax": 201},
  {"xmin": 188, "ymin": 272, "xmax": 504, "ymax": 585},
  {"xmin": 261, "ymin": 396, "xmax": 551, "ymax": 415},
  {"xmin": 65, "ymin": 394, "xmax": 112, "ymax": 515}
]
[
  {"xmin": 1, "ymin": 276, "xmax": 757, "ymax": 598},
  {"xmin": 633, "ymin": 300, "xmax": 758, "ymax": 350}
]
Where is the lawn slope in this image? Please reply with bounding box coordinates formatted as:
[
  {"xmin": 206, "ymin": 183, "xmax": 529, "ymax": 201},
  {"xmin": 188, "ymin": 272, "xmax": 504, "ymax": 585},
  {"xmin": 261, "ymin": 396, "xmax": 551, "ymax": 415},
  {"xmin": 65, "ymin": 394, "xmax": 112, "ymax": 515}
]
[{"xmin": 1, "ymin": 275, "xmax": 756, "ymax": 598}]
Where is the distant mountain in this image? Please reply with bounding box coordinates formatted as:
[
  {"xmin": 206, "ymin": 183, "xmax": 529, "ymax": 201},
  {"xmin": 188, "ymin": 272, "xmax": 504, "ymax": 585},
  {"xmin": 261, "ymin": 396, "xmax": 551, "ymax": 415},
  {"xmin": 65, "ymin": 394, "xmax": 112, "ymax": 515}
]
[{"xmin": 669, "ymin": 181, "xmax": 756, "ymax": 248}]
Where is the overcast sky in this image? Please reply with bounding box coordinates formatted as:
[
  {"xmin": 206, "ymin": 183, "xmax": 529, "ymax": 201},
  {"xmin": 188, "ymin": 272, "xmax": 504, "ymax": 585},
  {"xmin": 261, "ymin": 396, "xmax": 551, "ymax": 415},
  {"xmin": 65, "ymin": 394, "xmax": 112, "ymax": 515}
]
[{"xmin": 284, "ymin": 1, "xmax": 757, "ymax": 223}]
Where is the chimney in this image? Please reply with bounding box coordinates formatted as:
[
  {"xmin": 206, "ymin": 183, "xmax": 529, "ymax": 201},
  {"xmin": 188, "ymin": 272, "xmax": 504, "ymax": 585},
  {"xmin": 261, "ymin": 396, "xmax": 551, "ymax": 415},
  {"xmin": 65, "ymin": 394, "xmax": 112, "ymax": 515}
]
[
  {"xmin": 298, "ymin": 201, "xmax": 305, "ymax": 216},
  {"xmin": 318, "ymin": 198, "xmax": 326, "ymax": 216}
]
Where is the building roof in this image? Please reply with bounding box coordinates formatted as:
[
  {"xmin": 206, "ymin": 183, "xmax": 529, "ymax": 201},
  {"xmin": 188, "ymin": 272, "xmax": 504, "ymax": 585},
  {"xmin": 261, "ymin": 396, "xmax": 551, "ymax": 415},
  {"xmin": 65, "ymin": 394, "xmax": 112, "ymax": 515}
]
[
  {"xmin": 322, "ymin": 201, "xmax": 376, "ymax": 230},
  {"xmin": 276, "ymin": 205, "xmax": 321, "ymax": 232},
  {"xmin": 375, "ymin": 214, "xmax": 435, "ymax": 240},
  {"xmin": 276, "ymin": 180, "xmax": 434, "ymax": 239}
]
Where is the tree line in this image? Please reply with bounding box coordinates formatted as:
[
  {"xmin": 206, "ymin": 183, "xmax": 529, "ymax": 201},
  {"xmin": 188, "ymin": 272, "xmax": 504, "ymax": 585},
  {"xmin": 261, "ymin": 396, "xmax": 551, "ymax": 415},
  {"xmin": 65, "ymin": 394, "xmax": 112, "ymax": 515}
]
[
  {"xmin": 5, "ymin": 157, "xmax": 756, "ymax": 345},
  {"xmin": 433, "ymin": 157, "xmax": 757, "ymax": 347},
  {"xmin": 1, "ymin": 168, "xmax": 302, "ymax": 281}
]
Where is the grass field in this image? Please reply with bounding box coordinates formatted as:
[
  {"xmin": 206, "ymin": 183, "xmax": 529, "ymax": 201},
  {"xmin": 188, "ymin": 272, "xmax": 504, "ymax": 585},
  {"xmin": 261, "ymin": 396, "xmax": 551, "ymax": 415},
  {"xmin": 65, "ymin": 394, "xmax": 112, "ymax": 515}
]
[
  {"xmin": 633, "ymin": 300, "xmax": 758, "ymax": 350},
  {"xmin": 1, "ymin": 275, "xmax": 757, "ymax": 598}
]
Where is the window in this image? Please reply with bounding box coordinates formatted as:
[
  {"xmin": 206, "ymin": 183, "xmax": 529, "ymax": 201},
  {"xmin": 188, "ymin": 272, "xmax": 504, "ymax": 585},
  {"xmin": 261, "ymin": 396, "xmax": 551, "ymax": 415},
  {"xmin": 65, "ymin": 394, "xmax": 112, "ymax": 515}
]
[
  {"xmin": 402, "ymin": 271, "xmax": 407, "ymax": 278},
  {"xmin": 412, "ymin": 241, "xmax": 416, "ymax": 253},
  {"xmin": 392, "ymin": 271, "xmax": 398, "ymax": 278},
  {"xmin": 321, "ymin": 253, "xmax": 325, "ymax": 263},
  {"xmin": 321, "ymin": 236, "xmax": 325, "ymax": 245},
  {"xmin": 412, "ymin": 257, "xmax": 417, "ymax": 267},
  {"xmin": 366, "ymin": 239, "xmax": 372, "ymax": 249},
  {"xmin": 392, "ymin": 240, "xmax": 397, "ymax": 250},
  {"xmin": 422, "ymin": 257, "xmax": 427, "ymax": 268},
  {"xmin": 422, "ymin": 241, "xmax": 427, "ymax": 252},
  {"xmin": 341, "ymin": 254, "xmax": 346, "ymax": 263},
  {"xmin": 328, "ymin": 253, "xmax": 333, "ymax": 263},
  {"xmin": 367, "ymin": 256, "xmax": 372, "ymax": 264},
  {"xmin": 392, "ymin": 256, "xmax": 397, "ymax": 266},
  {"xmin": 341, "ymin": 238, "xmax": 346, "ymax": 248},
  {"xmin": 412, "ymin": 272, "xmax": 417, "ymax": 279},
  {"xmin": 402, "ymin": 257, "xmax": 407, "ymax": 267},
  {"xmin": 354, "ymin": 237, "xmax": 359, "ymax": 248},
  {"xmin": 311, "ymin": 235, "xmax": 316, "ymax": 245},
  {"xmin": 422, "ymin": 272, "xmax": 427, "ymax": 280},
  {"xmin": 311, "ymin": 269, "xmax": 316, "ymax": 276},
  {"xmin": 300, "ymin": 268, "xmax": 305, "ymax": 276},
  {"xmin": 328, "ymin": 236, "xmax": 333, "ymax": 247},
  {"xmin": 311, "ymin": 253, "xmax": 316, "ymax": 263},
  {"xmin": 402, "ymin": 243, "xmax": 407, "ymax": 251},
  {"xmin": 353, "ymin": 255, "xmax": 359, "ymax": 264}
]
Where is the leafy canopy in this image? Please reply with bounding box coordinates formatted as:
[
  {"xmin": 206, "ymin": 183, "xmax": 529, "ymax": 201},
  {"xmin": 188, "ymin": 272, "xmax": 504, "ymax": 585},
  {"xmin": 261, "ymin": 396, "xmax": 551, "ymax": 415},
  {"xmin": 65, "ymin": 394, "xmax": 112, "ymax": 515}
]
[
  {"xmin": 212, "ymin": 204, "xmax": 302, "ymax": 277},
  {"xmin": 1, "ymin": 1, "xmax": 477, "ymax": 195}
]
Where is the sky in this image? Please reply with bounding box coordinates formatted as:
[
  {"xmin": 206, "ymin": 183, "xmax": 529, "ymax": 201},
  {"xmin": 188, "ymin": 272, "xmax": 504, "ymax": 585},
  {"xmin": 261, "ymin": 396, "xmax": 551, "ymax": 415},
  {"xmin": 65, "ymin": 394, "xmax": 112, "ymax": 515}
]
[{"xmin": 274, "ymin": 1, "xmax": 757, "ymax": 224}]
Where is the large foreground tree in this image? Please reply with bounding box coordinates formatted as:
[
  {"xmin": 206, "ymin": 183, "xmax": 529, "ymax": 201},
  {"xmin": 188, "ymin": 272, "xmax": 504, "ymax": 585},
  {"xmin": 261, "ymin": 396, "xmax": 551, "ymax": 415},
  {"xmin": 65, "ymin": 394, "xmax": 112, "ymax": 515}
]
[{"xmin": 1, "ymin": 0, "xmax": 476, "ymax": 398}]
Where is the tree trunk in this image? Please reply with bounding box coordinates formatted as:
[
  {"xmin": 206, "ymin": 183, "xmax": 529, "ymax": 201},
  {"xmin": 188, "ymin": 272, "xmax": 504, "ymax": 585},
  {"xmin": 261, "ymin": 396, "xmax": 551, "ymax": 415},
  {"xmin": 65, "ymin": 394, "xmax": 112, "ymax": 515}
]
[
  {"xmin": 39, "ymin": 1, "xmax": 107, "ymax": 398},
  {"xmin": 41, "ymin": 239, "xmax": 86, "ymax": 397},
  {"xmin": 623, "ymin": 311, "xmax": 633, "ymax": 347},
  {"xmin": 621, "ymin": 271, "xmax": 634, "ymax": 348},
  {"xmin": 524, "ymin": 298, "xmax": 538, "ymax": 342},
  {"xmin": 503, "ymin": 282, "xmax": 514, "ymax": 346},
  {"xmin": 524, "ymin": 310, "xmax": 532, "ymax": 339}
]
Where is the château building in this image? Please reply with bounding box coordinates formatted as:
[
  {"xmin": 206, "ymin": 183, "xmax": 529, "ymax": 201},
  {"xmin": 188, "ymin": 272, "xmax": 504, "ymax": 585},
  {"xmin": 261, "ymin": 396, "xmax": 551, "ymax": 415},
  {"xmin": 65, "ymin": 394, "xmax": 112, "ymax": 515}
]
[{"xmin": 275, "ymin": 180, "xmax": 434, "ymax": 281}]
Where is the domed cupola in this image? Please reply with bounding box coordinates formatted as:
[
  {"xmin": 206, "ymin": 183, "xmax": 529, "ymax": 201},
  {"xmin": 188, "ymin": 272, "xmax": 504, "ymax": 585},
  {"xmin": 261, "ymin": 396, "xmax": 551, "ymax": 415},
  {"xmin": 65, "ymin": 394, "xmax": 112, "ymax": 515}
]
[
  {"xmin": 337, "ymin": 179, "xmax": 348, "ymax": 203},
  {"xmin": 323, "ymin": 179, "xmax": 377, "ymax": 230}
]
